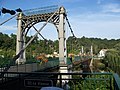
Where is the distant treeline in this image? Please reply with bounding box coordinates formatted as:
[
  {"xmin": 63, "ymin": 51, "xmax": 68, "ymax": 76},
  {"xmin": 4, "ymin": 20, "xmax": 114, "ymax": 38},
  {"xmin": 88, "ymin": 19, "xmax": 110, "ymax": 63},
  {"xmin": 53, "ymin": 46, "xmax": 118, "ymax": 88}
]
[{"xmin": 0, "ymin": 32, "xmax": 120, "ymax": 58}]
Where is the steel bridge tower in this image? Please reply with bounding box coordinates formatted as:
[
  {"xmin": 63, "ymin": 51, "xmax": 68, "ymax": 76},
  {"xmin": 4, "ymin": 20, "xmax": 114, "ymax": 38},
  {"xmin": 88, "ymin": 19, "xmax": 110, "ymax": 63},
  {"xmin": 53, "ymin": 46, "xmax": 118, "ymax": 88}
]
[{"xmin": 16, "ymin": 6, "xmax": 68, "ymax": 73}]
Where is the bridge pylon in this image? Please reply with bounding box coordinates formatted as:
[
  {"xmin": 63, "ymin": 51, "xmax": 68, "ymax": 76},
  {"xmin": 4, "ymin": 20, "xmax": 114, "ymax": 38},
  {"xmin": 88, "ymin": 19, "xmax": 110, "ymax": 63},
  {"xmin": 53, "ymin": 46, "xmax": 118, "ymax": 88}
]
[
  {"xmin": 16, "ymin": 12, "xmax": 26, "ymax": 64},
  {"xmin": 16, "ymin": 5, "xmax": 69, "ymax": 80},
  {"xmin": 57, "ymin": 6, "xmax": 69, "ymax": 84}
]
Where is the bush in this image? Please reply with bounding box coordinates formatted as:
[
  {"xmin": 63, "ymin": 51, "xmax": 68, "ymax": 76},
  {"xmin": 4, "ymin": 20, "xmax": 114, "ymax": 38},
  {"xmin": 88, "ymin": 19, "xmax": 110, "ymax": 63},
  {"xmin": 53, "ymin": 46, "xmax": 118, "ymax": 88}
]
[{"xmin": 97, "ymin": 62, "xmax": 105, "ymax": 70}]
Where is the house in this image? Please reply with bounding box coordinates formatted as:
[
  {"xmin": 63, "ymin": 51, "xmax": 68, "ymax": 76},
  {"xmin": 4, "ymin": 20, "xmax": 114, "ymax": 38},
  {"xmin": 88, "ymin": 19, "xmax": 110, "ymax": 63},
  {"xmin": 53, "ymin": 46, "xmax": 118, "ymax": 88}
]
[{"xmin": 98, "ymin": 49, "xmax": 107, "ymax": 58}]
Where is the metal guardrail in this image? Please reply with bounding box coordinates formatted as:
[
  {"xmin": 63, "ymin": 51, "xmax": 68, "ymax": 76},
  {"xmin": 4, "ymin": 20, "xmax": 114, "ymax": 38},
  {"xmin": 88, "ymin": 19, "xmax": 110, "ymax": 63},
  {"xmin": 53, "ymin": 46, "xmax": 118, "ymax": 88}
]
[
  {"xmin": 113, "ymin": 74, "xmax": 120, "ymax": 90},
  {"xmin": 0, "ymin": 58, "xmax": 59, "ymax": 72},
  {"xmin": 0, "ymin": 61, "xmax": 59, "ymax": 73},
  {"xmin": 0, "ymin": 72, "xmax": 120, "ymax": 90},
  {"xmin": 0, "ymin": 56, "xmax": 90, "ymax": 73}
]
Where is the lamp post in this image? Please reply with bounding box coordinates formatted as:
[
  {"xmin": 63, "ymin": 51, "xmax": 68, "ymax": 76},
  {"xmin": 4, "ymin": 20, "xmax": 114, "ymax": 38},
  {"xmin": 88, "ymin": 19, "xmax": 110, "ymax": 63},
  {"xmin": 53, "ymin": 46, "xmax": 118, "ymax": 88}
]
[{"xmin": 1, "ymin": 7, "xmax": 22, "ymax": 15}]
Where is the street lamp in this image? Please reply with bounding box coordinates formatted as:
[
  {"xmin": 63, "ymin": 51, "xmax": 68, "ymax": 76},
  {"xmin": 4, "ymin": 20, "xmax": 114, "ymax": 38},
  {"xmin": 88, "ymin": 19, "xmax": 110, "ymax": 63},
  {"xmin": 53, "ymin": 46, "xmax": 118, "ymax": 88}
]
[{"xmin": 1, "ymin": 7, "xmax": 22, "ymax": 15}]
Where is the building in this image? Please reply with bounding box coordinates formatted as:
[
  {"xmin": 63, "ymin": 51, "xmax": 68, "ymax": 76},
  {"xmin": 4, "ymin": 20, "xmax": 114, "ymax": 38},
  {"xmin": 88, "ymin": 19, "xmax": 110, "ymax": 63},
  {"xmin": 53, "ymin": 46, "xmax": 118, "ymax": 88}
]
[{"xmin": 98, "ymin": 49, "xmax": 107, "ymax": 58}]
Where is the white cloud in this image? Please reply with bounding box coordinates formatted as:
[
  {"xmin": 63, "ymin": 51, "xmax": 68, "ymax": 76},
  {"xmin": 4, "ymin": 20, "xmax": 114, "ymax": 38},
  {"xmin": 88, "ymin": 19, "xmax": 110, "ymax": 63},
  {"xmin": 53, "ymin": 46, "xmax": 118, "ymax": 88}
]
[
  {"xmin": 26, "ymin": 23, "xmax": 58, "ymax": 40},
  {"xmin": 59, "ymin": 0, "xmax": 83, "ymax": 4},
  {"xmin": 102, "ymin": 3, "xmax": 120, "ymax": 13},
  {"xmin": 0, "ymin": 25, "xmax": 17, "ymax": 34},
  {"xmin": 97, "ymin": 0, "xmax": 104, "ymax": 4},
  {"xmin": 68, "ymin": 12, "xmax": 120, "ymax": 39},
  {"xmin": 1, "ymin": 1, "xmax": 120, "ymax": 40},
  {"xmin": 71, "ymin": 21, "xmax": 120, "ymax": 39},
  {"xmin": 0, "ymin": 22, "xmax": 58, "ymax": 40},
  {"xmin": 69, "ymin": 12, "xmax": 120, "ymax": 23}
]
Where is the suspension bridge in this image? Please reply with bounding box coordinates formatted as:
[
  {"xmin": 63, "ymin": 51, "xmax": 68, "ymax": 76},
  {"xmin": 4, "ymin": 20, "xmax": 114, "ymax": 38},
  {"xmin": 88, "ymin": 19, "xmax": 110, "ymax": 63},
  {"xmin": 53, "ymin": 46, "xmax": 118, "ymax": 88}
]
[{"xmin": 0, "ymin": 6, "xmax": 120, "ymax": 90}]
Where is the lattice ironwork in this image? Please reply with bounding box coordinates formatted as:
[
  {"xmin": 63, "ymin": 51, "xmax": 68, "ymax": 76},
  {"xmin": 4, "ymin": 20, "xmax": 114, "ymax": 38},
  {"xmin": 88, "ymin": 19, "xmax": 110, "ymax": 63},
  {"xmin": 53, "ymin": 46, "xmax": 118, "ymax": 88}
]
[
  {"xmin": 23, "ymin": 5, "xmax": 58, "ymax": 16},
  {"xmin": 16, "ymin": 6, "xmax": 67, "ymax": 67}
]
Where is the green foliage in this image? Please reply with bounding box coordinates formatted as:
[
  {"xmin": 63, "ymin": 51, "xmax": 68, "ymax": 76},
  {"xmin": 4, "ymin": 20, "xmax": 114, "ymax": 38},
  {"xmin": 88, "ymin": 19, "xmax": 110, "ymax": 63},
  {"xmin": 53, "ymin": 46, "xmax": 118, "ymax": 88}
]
[
  {"xmin": 67, "ymin": 36, "xmax": 120, "ymax": 55},
  {"xmin": 102, "ymin": 49, "xmax": 120, "ymax": 75},
  {"xmin": 97, "ymin": 62, "xmax": 105, "ymax": 70},
  {"xmin": 1, "ymin": 32, "xmax": 120, "ymax": 66},
  {"xmin": 69, "ymin": 74, "xmax": 111, "ymax": 90}
]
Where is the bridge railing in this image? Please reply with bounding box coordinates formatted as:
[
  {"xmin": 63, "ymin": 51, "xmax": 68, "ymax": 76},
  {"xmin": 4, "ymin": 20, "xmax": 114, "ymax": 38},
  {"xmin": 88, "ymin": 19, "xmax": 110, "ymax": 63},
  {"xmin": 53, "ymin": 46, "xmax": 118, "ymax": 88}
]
[
  {"xmin": 113, "ymin": 73, "xmax": 120, "ymax": 90},
  {"xmin": 0, "ymin": 58, "xmax": 59, "ymax": 72},
  {"xmin": 0, "ymin": 72, "xmax": 120, "ymax": 90},
  {"xmin": 0, "ymin": 56, "xmax": 91, "ymax": 72}
]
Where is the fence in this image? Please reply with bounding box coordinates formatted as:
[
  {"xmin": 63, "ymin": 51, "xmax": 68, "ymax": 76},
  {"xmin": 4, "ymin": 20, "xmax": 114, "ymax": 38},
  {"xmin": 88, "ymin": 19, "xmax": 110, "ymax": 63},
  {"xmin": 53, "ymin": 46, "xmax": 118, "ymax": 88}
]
[{"xmin": 0, "ymin": 72, "xmax": 120, "ymax": 90}]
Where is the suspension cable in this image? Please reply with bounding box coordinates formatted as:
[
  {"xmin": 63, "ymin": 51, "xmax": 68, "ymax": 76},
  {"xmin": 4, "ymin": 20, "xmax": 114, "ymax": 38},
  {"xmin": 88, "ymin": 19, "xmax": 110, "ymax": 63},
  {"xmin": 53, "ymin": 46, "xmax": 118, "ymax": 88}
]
[
  {"xmin": 0, "ymin": 14, "xmax": 17, "ymax": 26},
  {"xmin": 65, "ymin": 15, "xmax": 80, "ymax": 54},
  {"xmin": 65, "ymin": 16, "xmax": 75, "ymax": 37}
]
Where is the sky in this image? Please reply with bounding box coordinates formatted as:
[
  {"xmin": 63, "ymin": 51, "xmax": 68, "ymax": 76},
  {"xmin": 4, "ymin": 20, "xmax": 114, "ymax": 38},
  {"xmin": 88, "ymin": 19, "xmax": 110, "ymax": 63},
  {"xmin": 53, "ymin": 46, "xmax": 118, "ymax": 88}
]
[{"xmin": 0, "ymin": 0, "xmax": 120, "ymax": 40}]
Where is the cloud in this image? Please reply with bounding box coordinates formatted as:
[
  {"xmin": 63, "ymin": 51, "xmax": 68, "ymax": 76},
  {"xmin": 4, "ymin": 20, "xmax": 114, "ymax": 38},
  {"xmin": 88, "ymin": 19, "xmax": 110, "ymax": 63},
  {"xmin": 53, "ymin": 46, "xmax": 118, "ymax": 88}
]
[
  {"xmin": 59, "ymin": 0, "xmax": 82, "ymax": 4},
  {"xmin": 0, "ymin": 25, "xmax": 17, "ymax": 33},
  {"xmin": 0, "ymin": 22, "xmax": 58, "ymax": 40},
  {"xmin": 97, "ymin": 0, "xmax": 104, "ymax": 4},
  {"xmin": 101, "ymin": 3, "xmax": 120, "ymax": 13},
  {"xmin": 69, "ymin": 11, "xmax": 120, "ymax": 23},
  {"xmin": 71, "ymin": 20, "xmax": 120, "ymax": 39},
  {"xmin": 24, "ymin": 23, "xmax": 58, "ymax": 40},
  {"xmin": 67, "ymin": 10, "xmax": 120, "ymax": 39}
]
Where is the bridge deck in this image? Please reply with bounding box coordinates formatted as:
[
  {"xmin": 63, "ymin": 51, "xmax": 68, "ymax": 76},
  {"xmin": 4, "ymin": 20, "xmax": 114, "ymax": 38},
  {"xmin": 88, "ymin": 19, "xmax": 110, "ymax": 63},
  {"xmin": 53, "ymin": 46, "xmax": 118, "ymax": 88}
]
[{"xmin": 0, "ymin": 56, "xmax": 91, "ymax": 73}]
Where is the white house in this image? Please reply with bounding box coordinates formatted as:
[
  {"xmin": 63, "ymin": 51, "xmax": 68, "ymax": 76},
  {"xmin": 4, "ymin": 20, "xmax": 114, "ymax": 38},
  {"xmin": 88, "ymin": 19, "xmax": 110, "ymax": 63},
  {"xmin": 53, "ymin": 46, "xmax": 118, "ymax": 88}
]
[{"xmin": 98, "ymin": 49, "xmax": 107, "ymax": 57}]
